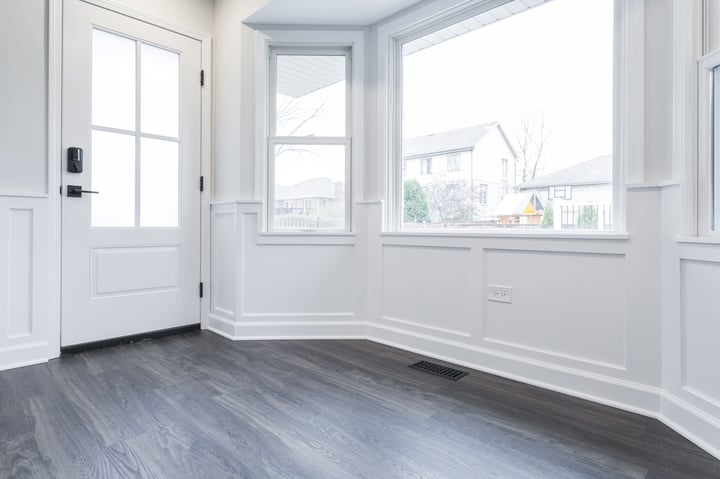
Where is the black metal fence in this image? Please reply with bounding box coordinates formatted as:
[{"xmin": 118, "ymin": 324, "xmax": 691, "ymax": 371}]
[{"xmin": 560, "ymin": 204, "xmax": 612, "ymax": 230}]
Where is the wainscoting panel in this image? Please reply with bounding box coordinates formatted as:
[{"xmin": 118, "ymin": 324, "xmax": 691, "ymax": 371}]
[
  {"xmin": 243, "ymin": 241, "xmax": 355, "ymax": 316},
  {"xmin": 210, "ymin": 205, "xmax": 237, "ymax": 320},
  {"xmin": 7, "ymin": 208, "xmax": 34, "ymax": 338},
  {"xmin": 483, "ymin": 249, "xmax": 627, "ymax": 369},
  {"xmin": 381, "ymin": 244, "xmax": 474, "ymax": 340},
  {"xmin": 0, "ymin": 197, "xmax": 49, "ymax": 371},
  {"xmin": 208, "ymin": 202, "xmax": 361, "ymax": 339},
  {"xmin": 681, "ymin": 259, "xmax": 720, "ymax": 408}
]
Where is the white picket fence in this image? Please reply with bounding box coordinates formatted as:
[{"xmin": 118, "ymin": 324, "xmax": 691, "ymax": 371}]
[{"xmin": 274, "ymin": 215, "xmax": 344, "ymax": 230}]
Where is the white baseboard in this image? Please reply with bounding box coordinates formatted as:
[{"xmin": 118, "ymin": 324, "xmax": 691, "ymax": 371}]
[
  {"xmin": 0, "ymin": 342, "xmax": 49, "ymax": 372},
  {"xmin": 208, "ymin": 313, "xmax": 367, "ymax": 340},
  {"xmin": 365, "ymin": 322, "xmax": 720, "ymax": 462},
  {"xmin": 367, "ymin": 322, "xmax": 660, "ymax": 416},
  {"xmin": 660, "ymin": 392, "xmax": 720, "ymax": 461}
]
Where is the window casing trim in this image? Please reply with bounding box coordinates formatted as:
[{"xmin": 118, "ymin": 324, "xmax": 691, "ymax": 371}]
[{"xmin": 255, "ymin": 29, "xmax": 365, "ymax": 235}]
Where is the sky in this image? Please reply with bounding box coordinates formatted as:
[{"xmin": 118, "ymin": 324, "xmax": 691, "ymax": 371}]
[{"xmin": 402, "ymin": 0, "xmax": 614, "ymax": 174}]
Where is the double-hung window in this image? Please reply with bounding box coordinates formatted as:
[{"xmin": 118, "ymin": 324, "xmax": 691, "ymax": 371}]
[
  {"xmin": 268, "ymin": 48, "xmax": 351, "ymax": 231},
  {"xmin": 699, "ymin": 50, "xmax": 720, "ymax": 235},
  {"xmin": 394, "ymin": 0, "xmax": 615, "ymax": 231}
]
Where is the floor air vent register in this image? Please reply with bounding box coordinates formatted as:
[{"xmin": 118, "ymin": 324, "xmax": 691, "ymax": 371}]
[{"xmin": 409, "ymin": 360, "xmax": 468, "ymax": 381}]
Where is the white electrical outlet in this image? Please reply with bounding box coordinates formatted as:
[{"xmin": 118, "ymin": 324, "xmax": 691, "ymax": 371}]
[{"xmin": 488, "ymin": 285, "xmax": 512, "ymax": 303}]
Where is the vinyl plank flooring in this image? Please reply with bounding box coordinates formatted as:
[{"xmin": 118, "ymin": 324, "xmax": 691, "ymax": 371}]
[
  {"xmin": 1, "ymin": 331, "xmax": 719, "ymax": 479},
  {"xmin": 156, "ymin": 380, "xmax": 325, "ymax": 479}
]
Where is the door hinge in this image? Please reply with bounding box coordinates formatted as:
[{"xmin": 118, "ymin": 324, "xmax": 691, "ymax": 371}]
[
  {"xmin": 200, "ymin": 70, "xmax": 205, "ymax": 87},
  {"xmin": 199, "ymin": 282, "xmax": 204, "ymax": 298},
  {"xmin": 200, "ymin": 175, "xmax": 204, "ymax": 192}
]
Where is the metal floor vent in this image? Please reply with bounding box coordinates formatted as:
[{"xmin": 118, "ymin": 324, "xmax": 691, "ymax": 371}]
[{"xmin": 409, "ymin": 360, "xmax": 468, "ymax": 381}]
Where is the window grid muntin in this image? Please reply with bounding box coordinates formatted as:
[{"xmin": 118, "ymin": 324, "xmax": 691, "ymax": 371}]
[{"xmin": 90, "ymin": 27, "xmax": 181, "ymax": 229}]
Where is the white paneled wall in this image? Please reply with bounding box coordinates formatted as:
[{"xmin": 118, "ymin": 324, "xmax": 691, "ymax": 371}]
[
  {"xmin": 368, "ymin": 191, "xmax": 662, "ymax": 418},
  {"xmin": 483, "ymin": 249, "xmax": 627, "ymax": 369},
  {"xmin": 681, "ymin": 260, "xmax": 720, "ymax": 403},
  {"xmin": 208, "ymin": 201, "xmax": 365, "ymax": 339},
  {"xmin": 0, "ymin": 197, "xmax": 50, "ymax": 370},
  {"xmin": 382, "ymin": 244, "xmax": 475, "ymax": 340},
  {"xmin": 660, "ymin": 185, "xmax": 720, "ymax": 459},
  {"xmin": 0, "ymin": 0, "xmax": 55, "ymax": 371}
]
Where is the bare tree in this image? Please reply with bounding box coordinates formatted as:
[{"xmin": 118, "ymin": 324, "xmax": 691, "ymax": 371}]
[
  {"xmin": 275, "ymin": 96, "xmax": 328, "ymax": 157},
  {"xmin": 514, "ymin": 113, "xmax": 550, "ymax": 183},
  {"xmin": 423, "ymin": 177, "xmax": 487, "ymax": 224}
]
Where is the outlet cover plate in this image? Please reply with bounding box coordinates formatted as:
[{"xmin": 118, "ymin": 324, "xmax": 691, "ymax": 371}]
[{"xmin": 488, "ymin": 285, "xmax": 512, "ymax": 303}]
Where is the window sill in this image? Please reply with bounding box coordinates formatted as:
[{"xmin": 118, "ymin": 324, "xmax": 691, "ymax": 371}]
[
  {"xmin": 382, "ymin": 230, "xmax": 630, "ymax": 241},
  {"xmin": 257, "ymin": 231, "xmax": 357, "ymax": 246},
  {"xmin": 676, "ymin": 236, "xmax": 720, "ymax": 246}
]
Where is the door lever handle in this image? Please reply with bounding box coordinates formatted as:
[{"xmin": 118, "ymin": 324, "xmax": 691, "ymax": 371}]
[{"xmin": 66, "ymin": 185, "xmax": 99, "ymax": 198}]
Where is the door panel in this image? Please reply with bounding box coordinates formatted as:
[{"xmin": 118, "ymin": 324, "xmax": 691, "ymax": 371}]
[{"xmin": 61, "ymin": 0, "xmax": 202, "ymax": 346}]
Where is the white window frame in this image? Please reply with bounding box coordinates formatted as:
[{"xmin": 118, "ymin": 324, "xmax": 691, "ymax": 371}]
[
  {"xmin": 255, "ymin": 30, "xmax": 364, "ymax": 236},
  {"xmin": 698, "ymin": 49, "xmax": 720, "ymax": 236},
  {"xmin": 267, "ymin": 47, "xmax": 352, "ymax": 232},
  {"xmin": 377, "ymin": 0, "xmax": 639, "ymax": 235}
]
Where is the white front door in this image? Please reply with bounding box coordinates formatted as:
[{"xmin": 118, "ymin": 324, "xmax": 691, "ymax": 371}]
[{"xmin": 61, "ymin": 0, "xmax": 202, "ymax": 347}]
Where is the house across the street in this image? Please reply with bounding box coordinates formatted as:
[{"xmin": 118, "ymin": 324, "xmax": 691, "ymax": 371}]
[{"xmin": 403, "ymin": 123, "xmax": 517, "ymax": 222}]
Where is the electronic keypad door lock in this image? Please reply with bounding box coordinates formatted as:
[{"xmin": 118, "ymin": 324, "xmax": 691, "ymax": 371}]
[
  {"xmin": 66, "ymin": 185, "xmax": 99, "ymax": 198},
  {"xmin": 67, "ymin": 147, "xmax": 83, "ymax": 173}
]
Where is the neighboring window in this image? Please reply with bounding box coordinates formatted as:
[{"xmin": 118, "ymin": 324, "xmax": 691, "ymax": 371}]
[
  {"xmin": 447, "ymin": 153, "xmax": 461, "ymax": 172},
  {"xmin": 420, "ymin": 157, "xmax": 433, "ymax": 175},
  {"xmin": 268, "ymin": 48, "xmax": 351, "ymax": 231},
  {"xmin": 398, "ymin": 0, "xmax": 614, "ymax": 231},
  {"xmin": 550, "ymin": 185, "xmax": 572, "ymax": 200},
  {"xmin": 477, "ymin": 183, "xmax": 488, "ymax": 205}
]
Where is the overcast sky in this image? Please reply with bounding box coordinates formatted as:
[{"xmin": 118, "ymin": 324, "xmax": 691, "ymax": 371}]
[{"xmin": 403, "ymin": 0, "xmax": 614, "ymax": 174}]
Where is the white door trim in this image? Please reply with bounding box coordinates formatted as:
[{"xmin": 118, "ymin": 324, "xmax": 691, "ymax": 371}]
[
  {"xmin": 48, "ymin": 0, "xmax": 63, "ymax": 359},
  {"xmin": 49, "ymin": 0, "xmax": 213, "ymax": 359}
]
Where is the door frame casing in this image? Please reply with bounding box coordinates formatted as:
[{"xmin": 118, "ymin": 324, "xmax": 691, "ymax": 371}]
[{"xmin": 49, "ymin": 0, "xmax": 212, "ymax": 358}]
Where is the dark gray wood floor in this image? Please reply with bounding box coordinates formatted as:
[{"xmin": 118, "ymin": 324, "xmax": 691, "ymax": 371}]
[{"xmin": 1, "ymin": 332, "xmax": 719, "ymax": 478}]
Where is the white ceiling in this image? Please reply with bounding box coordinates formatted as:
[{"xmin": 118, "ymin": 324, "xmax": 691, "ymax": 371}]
[{"xmin": 244, "ymin": 0, "xmax": 425, "ymax": 26}]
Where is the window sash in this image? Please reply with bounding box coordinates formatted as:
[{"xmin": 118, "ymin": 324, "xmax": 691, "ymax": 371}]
[
  {"xmin": 268, "ymin": 48, "xmax": 351, "ymax": 138},
  {"xmin": 268, "ymin": 137, "xmax": 352, "ymax": 232}
]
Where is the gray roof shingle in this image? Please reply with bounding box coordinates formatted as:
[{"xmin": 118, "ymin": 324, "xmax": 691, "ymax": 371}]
[
  {"xmin": 402, "ymin": 123, "xmax": 498, "ymax": 159},
  {"xmin": 276, "ymin": 177, "xmax": 338, "ymax": 201},
  {"xmin": 517, "ymin": 155, "xmax": 612, "ymax": 189}
]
